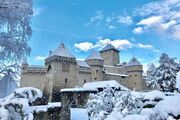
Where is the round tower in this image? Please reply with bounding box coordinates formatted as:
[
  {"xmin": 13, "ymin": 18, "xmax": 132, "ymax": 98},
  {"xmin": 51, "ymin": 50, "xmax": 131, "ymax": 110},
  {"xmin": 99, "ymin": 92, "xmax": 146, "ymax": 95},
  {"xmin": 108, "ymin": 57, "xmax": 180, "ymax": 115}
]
[
  {"xmin": 44, "ymin": 42, "xmax": 78, "ymax": 102},
  {"xmin": 125, "ymin": 57, "xmax": 144, "ymax": 90},
  {"xmin": 99, "ymin": 43, "xmax": 120, "ymax": 66},
  {"xmin": 86, "ymin": 50, "xmax": 104, "ymax": 82}
]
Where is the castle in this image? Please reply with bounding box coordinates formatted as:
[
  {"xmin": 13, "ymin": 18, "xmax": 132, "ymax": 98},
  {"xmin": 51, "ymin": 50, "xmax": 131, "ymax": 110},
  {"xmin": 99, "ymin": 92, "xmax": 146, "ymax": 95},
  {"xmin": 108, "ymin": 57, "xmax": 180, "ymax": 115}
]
[{"xmin": 20, "ymin": 42, "xmax": 153, "ymax": 102}]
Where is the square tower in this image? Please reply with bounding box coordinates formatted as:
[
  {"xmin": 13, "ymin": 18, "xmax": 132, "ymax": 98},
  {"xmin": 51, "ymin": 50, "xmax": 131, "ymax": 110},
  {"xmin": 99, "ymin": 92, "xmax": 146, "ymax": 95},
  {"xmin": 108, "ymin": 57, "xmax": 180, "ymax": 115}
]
[{"xmin": 99, "ymin": 44, "xmax": 120, "ymax": 66}]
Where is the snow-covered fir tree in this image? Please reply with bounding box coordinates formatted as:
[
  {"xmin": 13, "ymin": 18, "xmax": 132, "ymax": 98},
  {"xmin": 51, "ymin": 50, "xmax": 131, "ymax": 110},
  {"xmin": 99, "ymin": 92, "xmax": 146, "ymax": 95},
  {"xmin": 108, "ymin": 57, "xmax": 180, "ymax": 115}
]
[
  {"xmin": 146, "ymin": 53, "xmax": 180, "ymax": 92},
  {"xmin": 0, "ymin": 0, "xmax": 33, "ymax": 97},
  {"xmin": 0, "ymin": 87, "xmax": 42, "ymax": 120}
]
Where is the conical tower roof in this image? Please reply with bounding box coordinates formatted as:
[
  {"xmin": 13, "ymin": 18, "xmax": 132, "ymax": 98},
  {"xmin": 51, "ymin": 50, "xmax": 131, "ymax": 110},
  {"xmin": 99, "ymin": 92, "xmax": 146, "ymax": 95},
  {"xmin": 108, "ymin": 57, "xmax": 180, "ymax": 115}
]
[
  {"xmin": 99, "ymin": 43, "xmax": 119, "ymax": 53},
  {"xmin": 86, "ymin": 50, "xmax": 103, "ymax": 60},
  {"xmin": 126, "ymin": 57, "xmax": 141, "ymax": 66},
  {"xmin": 147, "ymin": 63, "xmax": 156, "ymax": 72},
  {"xmin": 49, "ymin": 43, "xmax": 75, "ymax": 58}
]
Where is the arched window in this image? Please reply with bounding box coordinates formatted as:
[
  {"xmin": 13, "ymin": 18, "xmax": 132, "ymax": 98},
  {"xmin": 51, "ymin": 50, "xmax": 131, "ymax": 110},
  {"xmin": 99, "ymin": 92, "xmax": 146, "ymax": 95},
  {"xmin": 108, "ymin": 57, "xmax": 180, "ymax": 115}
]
[
  {"xmin": 65, "ymin": 78, "xmax": 68, "ymax": 88},
  {"xmin": 47, "ymin": 65, "xmax": 51, "ymax": 71}
]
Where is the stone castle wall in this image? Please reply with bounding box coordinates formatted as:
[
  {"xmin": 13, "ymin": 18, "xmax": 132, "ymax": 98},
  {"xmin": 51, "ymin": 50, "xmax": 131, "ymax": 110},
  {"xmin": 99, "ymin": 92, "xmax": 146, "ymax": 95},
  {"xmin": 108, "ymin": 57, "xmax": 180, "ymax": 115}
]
[{"xmin": 20, "ymin": 68, "xmax": 46, "ymax": 92}]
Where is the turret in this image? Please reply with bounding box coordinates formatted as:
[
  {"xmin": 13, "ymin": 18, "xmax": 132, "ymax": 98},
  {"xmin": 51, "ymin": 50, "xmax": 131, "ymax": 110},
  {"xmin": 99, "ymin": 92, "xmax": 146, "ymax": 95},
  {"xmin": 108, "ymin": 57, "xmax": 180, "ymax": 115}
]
[
  {"xmin": 44, "ymin": 42, "xmax": 78, "ymax": 102},
  {"xmin": 22, "ymin": 58, "xmax": 28, "ymax": 70},
  {"xmin": 99, "ymin": 43, "xmax": 119, "ymax": 66},
  {"xmin": 147, "ymin": 63, "xmax": 156, "ymax": 75},
  {"xmin": 125, "ymin": 57, "xmax": 144, "ymax": 90},
  {"xmin": 86, "ymin": 50, "xmax": 104, "ymax": 82}
]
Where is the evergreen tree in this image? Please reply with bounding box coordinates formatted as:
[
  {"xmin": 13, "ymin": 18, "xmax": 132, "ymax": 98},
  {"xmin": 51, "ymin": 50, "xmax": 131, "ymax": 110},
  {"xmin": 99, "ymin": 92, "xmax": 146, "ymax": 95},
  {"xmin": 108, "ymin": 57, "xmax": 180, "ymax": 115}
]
[{"xmin": 146, "ymin": 53, "xmax": 179, "ymax": 92}]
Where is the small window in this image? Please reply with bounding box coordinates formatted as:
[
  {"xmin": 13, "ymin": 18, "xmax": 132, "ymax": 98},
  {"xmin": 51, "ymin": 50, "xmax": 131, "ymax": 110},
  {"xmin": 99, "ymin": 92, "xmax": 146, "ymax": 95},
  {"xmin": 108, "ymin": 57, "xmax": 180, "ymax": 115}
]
[
  {"xmin": 121, "ymin": 76, "xmax": 125, "ymax": 79},
  {"xmin": 65, "ymin": 78, "xmax": 68, "ymax": 83},
  {"xmin": 135, "ymin": 74, "xmax": 137, "ymax": 77},
  {"xmin": 94, "ymin": 78, "xmax": 97, "ymax": 80},
  {"xmin": 96, "ymin": 70, "xmax": 98, "ymax": 73},
  {"xmin": 134, "ymin": 82, "xmax": 136, "ymax": 85}
]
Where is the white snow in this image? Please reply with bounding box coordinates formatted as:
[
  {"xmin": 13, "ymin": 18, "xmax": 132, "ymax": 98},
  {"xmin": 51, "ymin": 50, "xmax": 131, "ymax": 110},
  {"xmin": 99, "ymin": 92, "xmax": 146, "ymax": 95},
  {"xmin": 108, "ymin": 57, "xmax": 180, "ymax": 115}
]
[
  {"xmin": 142, "ymin": 90, "xmax": 166, "ymax": 101},
  {"xmin": 105, "ymin": 72, "xmax": 128, "ymax": 77},
  {"xmin": 176, "ymin": 71, "xmax": 180, "ymax": 89},
  {"xmin": 126, "ymin": 57, "xmax": 142, "ymax": 66},
  {"xmin": 83, "ymin": 80, "xmax": 129, "ymax": 91},
  {"xmin": 154, "ymin": 95, "xmax": 180, "ymax": 118},
  {"xmin": 99, "ymin": 44, "xmax": 119, "ymax": 53},
  {"xmin": 71, "ymin": 108, "xmax": 88, "ymax": 120},
  {"xmin": 86, "ymin": 50, "xmax": 103, "ymax": 60},
  {"xmin": 47, "ymin": 43, "xmax": 75, "ymax": 58},
  {"xmin": 126, "ymin": 57, "xmax": 141, "ymax": 66},
  {"xmin": 77, "ymin": 60, "xmax": 90, "ymax": 68},
  {"xmin": 30, "ymin": 102, "xmax": 61, "ymax": 113},
  {"xmin": 60, "ymin": 87, "xmax": 97, "ymax": 92}
]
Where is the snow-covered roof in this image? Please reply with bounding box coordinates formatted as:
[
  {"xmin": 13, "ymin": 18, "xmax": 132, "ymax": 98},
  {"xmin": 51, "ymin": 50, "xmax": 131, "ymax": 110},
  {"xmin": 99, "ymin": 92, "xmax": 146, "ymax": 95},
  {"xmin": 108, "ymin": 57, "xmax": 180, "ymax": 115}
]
[
  {"xmin": 86, "ymin": 50, "xmax": 103, "ymax": 60},
  {"xmin": 105, "ymin": 72, "xmax": 128, "ymax": 77},
  {"xmin": 147, "ymin": 63, "xmax": 156, "ymax": 72},
  {"xmin": 83, "ymin": 80, "xmax": 129, "ymax": 91},
  {"xmin": 77, "ymin": 60, "xmax": 90, "ymax": 68},
  {"xmin": 60, "ymin": 87, "xmax": 97, "ymax": 92},
  {"xmin": 99, "ymin": 44, "xmax": 119, "ymax": 53},
  {"xmin": 126, "ymin": 57, "xmax": 142, "ymax": 66},
  {"xmin": 48, "ymin": 43, "xmax": 75, "ymax": 58}
]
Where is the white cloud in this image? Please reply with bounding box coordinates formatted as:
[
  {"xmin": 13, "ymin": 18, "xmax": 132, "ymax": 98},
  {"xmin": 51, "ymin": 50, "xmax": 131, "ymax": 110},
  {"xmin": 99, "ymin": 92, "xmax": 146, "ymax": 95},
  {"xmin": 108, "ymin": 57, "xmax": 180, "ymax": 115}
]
[
  {"xmin": 35, "ymin": 56, "xmax": 46, "ymax": 60},
  {"xmin": 117, "ymin": 15, "xmax": 133, "ymax": 25},
  {"xmin": 74, "ymin": 42, "xmax": 94, "ymax": 51},
  {"xmin": 33, "ymin": 8, "xmax": 43, "ymax": 16},
  {"xmin": 108, "ymin": 25, "xmax": 116, "ymax": 29},
  {"xmin": 137, "ymin": 16, "xmax": 162, "ymax": 26},
  {"xmin": 133, "ymin": 27, "xmax": 143, "ymax": 34},
  {"xmin": 134, "ymin": 0, "xmax": 180, "ymax": 40},
  {"xmin": 85, "ymin": 10, "xmax": 103, "ymax": 25},
  {"xmin": 137, "ymin": 43, "xmax": 153, "ymax": 49},
  {"xmin": 96, "ymin": 38, "xmax": 132, "ymax": 50}
]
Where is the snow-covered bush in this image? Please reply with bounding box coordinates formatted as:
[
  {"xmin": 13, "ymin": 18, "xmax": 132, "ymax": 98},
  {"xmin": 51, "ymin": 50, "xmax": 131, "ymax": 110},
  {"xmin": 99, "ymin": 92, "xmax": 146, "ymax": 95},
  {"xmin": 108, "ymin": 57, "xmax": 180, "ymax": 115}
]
[
  {"xmin": 87, "ymin": 85, "xmax": 117, "ymax": 120},
  {"xmin": 146, "ymin": 53, "xmax": 180, "ymax": 92},
  {"xmin": 0, "ymin": 87, "xmax": 42, "ymax": 120},
  {"xmin": 114, "ymin": 91, "xmax": 144, "ymax": 116},
  {"xmin": 87, "ymin": 86, "xmax": 144, "ymax": 120}
]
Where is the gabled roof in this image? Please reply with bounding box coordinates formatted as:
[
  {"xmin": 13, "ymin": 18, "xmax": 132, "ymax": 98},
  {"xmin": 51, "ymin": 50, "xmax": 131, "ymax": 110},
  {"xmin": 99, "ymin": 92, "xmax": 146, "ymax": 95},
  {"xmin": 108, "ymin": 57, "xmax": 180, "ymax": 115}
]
[
  {"xmin": 126, "ymin": 57, "xmax": 142, "ymax": 66},
  {"xmin": 77, "ymin": 60, "xmax": 90, "ymax": 68},
  {"xmin": 147, "ymin": 63, "xmax": 156, "ymax": 72},
  {"xmin": 86, "ymin": 50, "xmax": 103, "ymax": 60},
  {"xmin": 99, "ymin": 44, "xmax": 119, "ymax": 53},
  {"xmin": 49, "ymin": 43, "xmax": 75, "ymax": 58}
]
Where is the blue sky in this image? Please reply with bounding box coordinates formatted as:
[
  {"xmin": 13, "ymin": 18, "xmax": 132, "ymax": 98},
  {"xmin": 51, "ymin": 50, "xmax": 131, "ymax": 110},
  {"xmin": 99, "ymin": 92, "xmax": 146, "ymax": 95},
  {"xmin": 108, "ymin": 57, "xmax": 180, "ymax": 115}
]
[{"xmin": 29, "ymin": 0, "xmax": 180, "ymax": 71}]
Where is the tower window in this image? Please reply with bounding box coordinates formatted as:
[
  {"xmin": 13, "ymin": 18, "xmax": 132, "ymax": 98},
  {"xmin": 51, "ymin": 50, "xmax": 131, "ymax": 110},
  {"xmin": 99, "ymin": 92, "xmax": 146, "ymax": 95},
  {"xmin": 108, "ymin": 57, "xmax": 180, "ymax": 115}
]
[
  {"xmin": 96, "ymin": 70, "xmax": 98, "ymax": 73},
  {"xmin": 135, "ymin": 74, "xmax": 137, "ymax": 77},
  {"xmin": 65, "ymin": 78, "xmax": 68, "ymax": 83},
  {"xmin": 47, "ymin": 65, "xmax": 51, "ymax": 71},
  {"xmin": 94, "ymin": 78, "xmax": 97, "ymax": 80}
]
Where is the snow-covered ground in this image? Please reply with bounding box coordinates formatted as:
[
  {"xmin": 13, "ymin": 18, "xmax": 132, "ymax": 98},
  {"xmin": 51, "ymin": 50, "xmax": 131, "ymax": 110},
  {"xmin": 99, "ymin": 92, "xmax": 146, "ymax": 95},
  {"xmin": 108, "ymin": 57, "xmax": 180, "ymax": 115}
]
[{"xmin": 71, "ymin": 108, "xmax": 88, "ymax": 120}]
